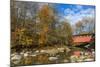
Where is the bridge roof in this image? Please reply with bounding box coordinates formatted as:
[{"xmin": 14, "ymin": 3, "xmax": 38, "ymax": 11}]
[{"xmin": 73, "ymin": 35, "xmax": 92, "ymax": 43}]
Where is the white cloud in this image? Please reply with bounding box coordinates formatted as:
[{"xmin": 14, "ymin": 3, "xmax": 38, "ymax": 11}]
[
  {"xmin": 64, "ymin": 6, "xmax": 95, "ymax": 25},
  {"xmin": 64, "ymin": 8, "xmax": 74, "ymax": 15}
]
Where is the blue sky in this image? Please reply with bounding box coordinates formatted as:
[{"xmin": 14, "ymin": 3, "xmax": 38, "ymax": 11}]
[
  {"xmin": 16, "ymin": 1, "xmax": 95, "ymax": 25},
  {"xmin": 54, "ymin": 4, "xmax": 95, "ymax": 25}
]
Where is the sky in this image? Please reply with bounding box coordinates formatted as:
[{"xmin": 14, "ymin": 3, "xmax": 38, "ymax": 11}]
[
  {"xmin": 15, "ymin": 1, "xmax": 95, "ymax": 25},
  {"xmin": 54, "ymin": 3, "xmax": 95, "ymax": 25}
]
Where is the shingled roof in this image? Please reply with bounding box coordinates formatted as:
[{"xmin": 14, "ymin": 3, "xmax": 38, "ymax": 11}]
[{"xmin": 72, "ymin": 34, "xmax": 94, "ymax": 44}]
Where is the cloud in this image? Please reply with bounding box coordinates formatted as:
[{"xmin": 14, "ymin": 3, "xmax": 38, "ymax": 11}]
[
  {"xmin": 64, "ymin": 5, "xmax": 95, "ymax": 25},
  {"xmin": 64, "ymin": 8, "xmax": 74, "ymax": 15}
]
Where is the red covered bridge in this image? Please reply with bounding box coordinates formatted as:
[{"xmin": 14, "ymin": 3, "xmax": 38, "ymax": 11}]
[{"xmin": 72, "ymin": 34, "xmax": 95, "ymax": 46}]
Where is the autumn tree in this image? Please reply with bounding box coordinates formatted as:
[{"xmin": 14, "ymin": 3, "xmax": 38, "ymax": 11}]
[
  {"xmin": 56, "ymin": 21, "xmax": 73, "ymax": 46},
  {"xmin": 11, "ymin": 2, "xmax": 73, "ymax": 49},
  {"xmin": 75, "ymin": 21, "xmax": 84, "ymax": 34},
  {"xmin": 82, "ymin": 17, "xmax": 95, "ymax": 33},
  {"xmin": 74, "ymin": 17, "xmax": 95, "ymax": 34},
  {"xmin": 37, "ymin": 5, "xmax": 55, "ymax": 47},
  {"xmin": 11, "ymin": 0, "xmax": 18, "ymax": 48}
]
